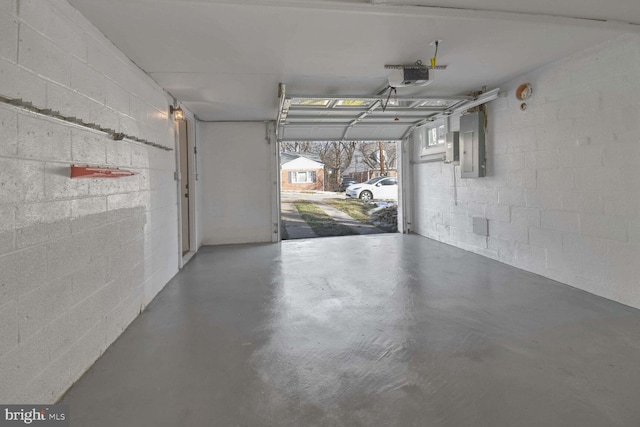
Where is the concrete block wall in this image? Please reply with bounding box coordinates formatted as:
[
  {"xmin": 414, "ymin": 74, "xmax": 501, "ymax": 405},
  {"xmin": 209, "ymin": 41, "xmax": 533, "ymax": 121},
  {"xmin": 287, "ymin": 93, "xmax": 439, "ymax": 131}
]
[
  {"xmin": 411, "ymin": 34, "xmax": 640, "ymax": 310},
  {"xmin": 0, "ymin": 0, "xmax": 179, "ymax": 403}
]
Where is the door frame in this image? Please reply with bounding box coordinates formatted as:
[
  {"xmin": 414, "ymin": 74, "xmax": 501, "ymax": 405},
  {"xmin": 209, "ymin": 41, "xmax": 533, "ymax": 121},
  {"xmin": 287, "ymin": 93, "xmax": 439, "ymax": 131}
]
[
  {"xmin": 268, "ymin": 122, "xmax": 281, "ymax": 242},
  {"xmin": 176, "ymin": 113, "xmax": 198, "ymax": 267},
  {"xmin": 397, "ymin": 135, "xmax": 408, "ymax": 234}
]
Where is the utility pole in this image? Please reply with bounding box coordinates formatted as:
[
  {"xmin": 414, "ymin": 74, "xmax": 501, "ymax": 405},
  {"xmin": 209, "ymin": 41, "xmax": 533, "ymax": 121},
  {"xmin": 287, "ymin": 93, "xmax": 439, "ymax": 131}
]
[{"xmin": 379, "ymin": 141, "xmax": 385, "ymax": 176}]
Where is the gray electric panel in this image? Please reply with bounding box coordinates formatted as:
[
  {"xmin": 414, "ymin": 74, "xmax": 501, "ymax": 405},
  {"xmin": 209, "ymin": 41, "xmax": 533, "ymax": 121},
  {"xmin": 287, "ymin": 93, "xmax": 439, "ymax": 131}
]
[
  {"xmin": 445, "ymin": 131, "xmax": 459, "ymax": 163},
  {"xmin": 460, "ymin": 111, "xmax": 486, "ymax": 178}
]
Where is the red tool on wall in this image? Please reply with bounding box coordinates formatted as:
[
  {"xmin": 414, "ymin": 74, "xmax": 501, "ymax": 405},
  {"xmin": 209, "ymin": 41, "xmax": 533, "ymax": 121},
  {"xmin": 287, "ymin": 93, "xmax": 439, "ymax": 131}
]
[{"xmin": 70, "ymin": 165, "xmax": 137, "ymax": 178}]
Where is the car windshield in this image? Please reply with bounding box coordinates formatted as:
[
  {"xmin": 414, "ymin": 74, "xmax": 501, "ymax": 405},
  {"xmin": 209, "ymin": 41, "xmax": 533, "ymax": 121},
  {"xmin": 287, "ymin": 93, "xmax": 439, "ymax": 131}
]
[{"xmin": 364, "ymin": 176, "xmax": 386, "ymax": 185}]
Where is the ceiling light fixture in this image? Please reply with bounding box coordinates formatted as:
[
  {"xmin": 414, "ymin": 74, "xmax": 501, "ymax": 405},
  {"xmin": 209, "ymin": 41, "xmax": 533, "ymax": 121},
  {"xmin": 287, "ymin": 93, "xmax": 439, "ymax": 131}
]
[{"xmin": 170, "ymin": 106, "xmax": 184, "ymax": 121}]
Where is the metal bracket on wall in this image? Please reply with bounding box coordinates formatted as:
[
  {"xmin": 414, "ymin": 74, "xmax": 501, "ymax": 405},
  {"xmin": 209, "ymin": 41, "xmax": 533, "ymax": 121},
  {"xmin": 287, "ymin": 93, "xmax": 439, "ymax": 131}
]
[
  {"xmin": 0, "ymin": 94, "xmax": 173, "ymax": 151},
  {"xmin": 410, "ymin": 156, "xmax": 445, "ymax": 164}
]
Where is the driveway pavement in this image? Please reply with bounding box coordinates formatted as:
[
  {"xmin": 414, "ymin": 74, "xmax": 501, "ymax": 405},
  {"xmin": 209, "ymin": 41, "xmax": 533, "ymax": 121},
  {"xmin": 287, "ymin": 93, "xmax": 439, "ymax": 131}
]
[
  {"xmin": 281, "ymin": 202, "xmax": 316, "ymax": 239},
  {"xmin": 281, "ymin": 192, "xmax": 386, "ymax": 239}
]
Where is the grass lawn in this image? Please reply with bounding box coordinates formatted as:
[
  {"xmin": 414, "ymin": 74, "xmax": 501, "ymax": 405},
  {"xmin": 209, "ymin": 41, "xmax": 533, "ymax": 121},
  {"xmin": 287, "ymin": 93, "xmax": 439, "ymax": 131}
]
[
  {"xmin": 324, "ymin": 198, "xmax": 371, "ymax": 223},
  {"xmin": 293, "ymin": 200, "xmax": 358, "ymax": 237}
]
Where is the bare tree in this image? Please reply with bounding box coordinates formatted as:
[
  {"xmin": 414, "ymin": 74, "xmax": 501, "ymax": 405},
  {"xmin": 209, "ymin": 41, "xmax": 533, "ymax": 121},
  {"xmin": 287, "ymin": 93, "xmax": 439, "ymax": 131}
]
[
  {"xmin": 358, "ymin": 142, "xmax": 397, "ymax": 174},
  {"xmin": 311, "ymin": 141, "xmax": 357, "ymax": 189},
  {"xmin": 337, "ymin": 141, "xmax": 357, "ymax": 176},
  {"xmin": 312, "ymin": 142, "xmax": 332, "ymax": 164},
  {"xmin": 280, "ymin": 141, "xmax": 313, "ymax": 153}
]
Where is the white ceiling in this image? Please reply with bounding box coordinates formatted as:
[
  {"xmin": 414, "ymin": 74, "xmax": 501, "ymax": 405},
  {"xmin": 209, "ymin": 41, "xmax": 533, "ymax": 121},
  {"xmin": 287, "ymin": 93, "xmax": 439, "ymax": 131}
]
[{"xmin": 68, "ymin": 0, "xmax": 636, "ymax": 125}]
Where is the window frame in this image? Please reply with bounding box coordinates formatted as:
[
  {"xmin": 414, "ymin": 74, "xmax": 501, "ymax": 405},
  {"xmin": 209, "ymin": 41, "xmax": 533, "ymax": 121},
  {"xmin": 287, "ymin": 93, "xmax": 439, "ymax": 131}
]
[
  {"xmin": 418, "ymin": 119, "xmax": 447, "ymax": 157},
  {"xmin": 289, "ymin": 170, "xmax": 317, "ymax": 184}
]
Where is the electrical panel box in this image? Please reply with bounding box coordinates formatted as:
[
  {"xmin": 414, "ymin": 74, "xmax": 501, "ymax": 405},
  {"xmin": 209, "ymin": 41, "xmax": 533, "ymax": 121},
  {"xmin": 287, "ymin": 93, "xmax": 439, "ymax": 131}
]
[
  {"xmin": 445, "ymin": 131, "xmax": 459, "ymax": 163},
  {"xmin": 460, "ymin": 111, "xmax": 486, "ymax": 178}
]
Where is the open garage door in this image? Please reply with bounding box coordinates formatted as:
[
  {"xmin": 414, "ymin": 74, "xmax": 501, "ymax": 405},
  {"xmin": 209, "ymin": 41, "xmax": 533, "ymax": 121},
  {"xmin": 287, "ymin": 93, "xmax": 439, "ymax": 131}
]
[
  {"xmin": 276, "ymin": 85, "xmax": 500, "ymax": 238},
  {"xmin": 277, "ymin": 86, "xmax": 499, "ymax": 144},
  {"xmin": 279, "ymin": 142, "xmax": 400, "ymax": 240}
]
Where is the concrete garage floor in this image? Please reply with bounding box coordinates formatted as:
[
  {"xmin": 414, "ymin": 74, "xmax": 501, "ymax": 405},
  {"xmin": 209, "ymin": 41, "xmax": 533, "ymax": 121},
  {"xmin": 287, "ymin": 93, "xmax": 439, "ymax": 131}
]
[{"xmin": 61, "ymin": 234, "xmax": 640, "ymax": 426}]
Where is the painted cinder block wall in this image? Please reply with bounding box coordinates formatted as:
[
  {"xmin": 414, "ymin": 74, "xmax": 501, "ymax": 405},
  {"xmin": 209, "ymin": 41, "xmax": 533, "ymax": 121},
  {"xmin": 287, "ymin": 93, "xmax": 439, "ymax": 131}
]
[
  {"xmin": 411, "ymin": 34, "xmax": 640, "ymax": 310},
  {"xmin": 198, "ymin": 122, "xmax": 276, "ymax": 245},
  {"xmin": 0, "ymin": 0, "xmax": 180, "ymax": 402}
]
